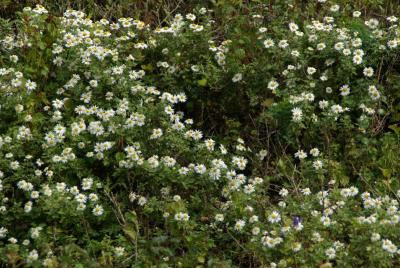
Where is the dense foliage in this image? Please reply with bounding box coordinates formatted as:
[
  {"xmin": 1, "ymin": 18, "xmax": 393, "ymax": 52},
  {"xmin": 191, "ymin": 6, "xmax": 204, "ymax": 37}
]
[{"xmin": 0, "ymin": 2, "xmax": 399, "ymax": 267}]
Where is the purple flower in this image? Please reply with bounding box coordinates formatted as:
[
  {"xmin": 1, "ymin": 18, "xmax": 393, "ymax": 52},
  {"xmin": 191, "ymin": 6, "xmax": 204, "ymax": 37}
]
[{"xmin": 293, "ymin": 216, "xmax": 301, "ymax": 227}]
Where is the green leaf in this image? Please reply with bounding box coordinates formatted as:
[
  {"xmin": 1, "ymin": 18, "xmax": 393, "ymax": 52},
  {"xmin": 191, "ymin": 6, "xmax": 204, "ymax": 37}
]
[
  {"xmin": 262, "ymin": 98, "xmax": 274, "ymax": 107},
  {"xmin": 125, "ymin": 210, "xmax": 138, "ymax": 225},
  {"xmin": 380, "ymin": 168, "xmax": 391, "ymax": 179},
  {"xmin": 123, "ymin": 226, "xmax": 137, "ymax": 241},
  {"xmin": 197, "ymin": 78, "xmax": 207, "ymax": 87},
  {"xmin": 388, "ymin": 124, "xmax": 400, "ymax": 135},
  {"xmin": 115, "ymin": 152, "xmax": 125, "ymax": 162},
  {"xmin": 141, "ymin": 64, "xmax": 154, "ymax": 71},
  {"xmin": 197, "ymin": 256, "xmax": 205, "ymax": 264}
]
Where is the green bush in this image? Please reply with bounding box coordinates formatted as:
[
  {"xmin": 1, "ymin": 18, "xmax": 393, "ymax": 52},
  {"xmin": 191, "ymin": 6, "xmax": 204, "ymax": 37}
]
[{"xmin": 0, "ymin": 3, "xmax": 399, "ymax": 267}]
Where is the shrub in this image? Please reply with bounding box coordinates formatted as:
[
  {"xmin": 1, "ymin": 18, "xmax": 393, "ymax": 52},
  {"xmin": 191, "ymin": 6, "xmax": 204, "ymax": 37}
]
[{"xmin": 0, "ymin": 3, "xmax": 399, "ymax": 267}]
